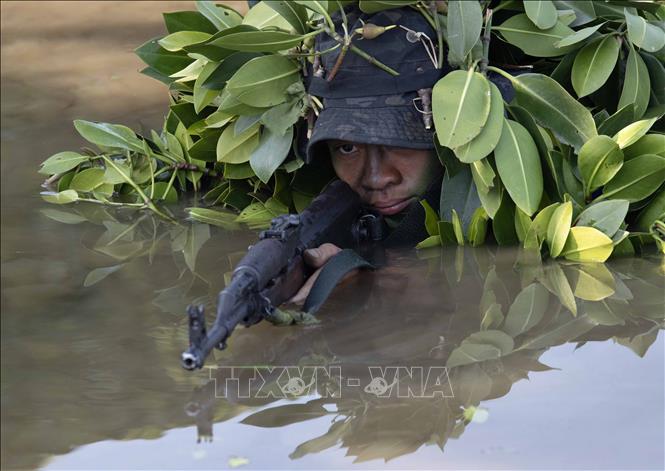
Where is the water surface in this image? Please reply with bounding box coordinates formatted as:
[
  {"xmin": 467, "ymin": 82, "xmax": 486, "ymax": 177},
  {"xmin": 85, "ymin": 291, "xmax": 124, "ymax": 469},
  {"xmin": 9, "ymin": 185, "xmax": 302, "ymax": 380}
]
[{"xmin": 1, "ymin": 2, "xmax": 664, "ymax": 470}]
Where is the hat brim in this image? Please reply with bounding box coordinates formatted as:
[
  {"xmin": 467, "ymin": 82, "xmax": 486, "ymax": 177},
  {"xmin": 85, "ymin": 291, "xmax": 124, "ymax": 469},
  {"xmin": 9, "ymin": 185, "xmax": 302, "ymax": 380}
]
[{"xmin": 306, "ymin": 96, "xmax": 435, "ymax": 164}]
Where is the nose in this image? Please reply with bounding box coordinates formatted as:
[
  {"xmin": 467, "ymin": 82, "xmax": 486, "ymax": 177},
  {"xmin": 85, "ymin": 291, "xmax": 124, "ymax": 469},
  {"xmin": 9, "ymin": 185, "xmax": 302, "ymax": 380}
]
[{"xmin": 360, "ymin": 146, "xmax": 400, "ymax": 192}]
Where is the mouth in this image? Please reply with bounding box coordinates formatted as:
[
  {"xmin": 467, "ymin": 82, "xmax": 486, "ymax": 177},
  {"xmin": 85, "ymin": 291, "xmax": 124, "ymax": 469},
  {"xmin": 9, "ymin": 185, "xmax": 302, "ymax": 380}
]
[{"xmin": 370, "ymin": 197, "xmax": 415, "ymax": 216}]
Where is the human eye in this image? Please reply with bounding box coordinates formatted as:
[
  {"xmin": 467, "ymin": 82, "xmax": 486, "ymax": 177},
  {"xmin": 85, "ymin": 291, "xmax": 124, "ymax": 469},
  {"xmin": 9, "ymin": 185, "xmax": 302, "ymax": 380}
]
[{"xmin": 332, "ymin": 142, "xmax": 358, "ymax": 156}]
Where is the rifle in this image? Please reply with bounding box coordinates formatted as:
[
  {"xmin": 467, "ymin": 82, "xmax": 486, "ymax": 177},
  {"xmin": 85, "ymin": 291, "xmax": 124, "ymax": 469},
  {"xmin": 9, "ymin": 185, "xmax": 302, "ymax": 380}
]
[{"xmin": 181, "ymin": 180, "xmax": 384, "ymax": 370}]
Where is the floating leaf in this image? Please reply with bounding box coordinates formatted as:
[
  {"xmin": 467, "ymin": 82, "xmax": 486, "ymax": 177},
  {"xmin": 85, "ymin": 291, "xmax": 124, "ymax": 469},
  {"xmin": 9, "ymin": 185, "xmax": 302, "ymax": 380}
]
[
  {"xmin": 560, "ymin": 226, "xmax": 613, "ymax": 262},
  {"xmin": 453, "ymin": 82, "xmax": 505, "ymax": 163},
  {"xmin": 226, "ymin": 55, "xmax": 300, "ymax": 107},
  {"xmin": 508, "ymin": 73, "xmax": 597, "ymax": 151},
  {"xmin": 433, "ymin": 70, "xmax": 491, "ymax": 149},
  {"xmin": 578, "ymin": 135, "xmax": 624, "ymax": 197},
  {"xmin": 547, "ymin": 201, "xmax": 573, "ymax": 257},
  {"xmin": 576, "ymin": 200, "xmax": 629, "ymax": 237},
  {"xmin": 601, "ymin": 154, "xmax": 665, "ymax": 203},
  {"xmin": 504, "ymin": 283, "xmax": 549, "ymax": 336},
  {"xmin": 524, "ymin": 0, "xmax": 558, "ymax": 30},
  {"xmin": 625, "ymin": 8, "xmax": 665, "ymax": 53},
  {"xmin": 447, "ymin": 0, "xmax": 483, "ymax": 63},
  {"xmin": 40, "ymin": 190, "xmax": 79, "ymax": 205},
  {"xmin": 571, "ymin": 35, "xmax": 619, "ymax": 98},
  {"xmin": 494, "ymin": 119, "xmax": 544, "ymax": 216},
  {"xmin": 494, "ymin": 14, "xmax": 575, "ymax": 57},
  {"xmin": 249, "ymin": 126, "xmax": 294, "ymax": 184},
  {"xmin": 39, "ymin": 152, "xmax": 89, "ymax": 175},
  {"xmin": 618, "ymin": 43, "xmax": 651, "ymax": 120}
]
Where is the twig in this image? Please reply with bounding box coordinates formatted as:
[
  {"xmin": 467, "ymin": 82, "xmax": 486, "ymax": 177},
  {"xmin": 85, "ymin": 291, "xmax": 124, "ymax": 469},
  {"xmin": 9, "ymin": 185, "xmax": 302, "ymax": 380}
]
[
  {"xmin": 429, "ymin": 1, "xmax": 444, "ymax": 69},
  {"xmin": 324, "ymin": 26, "xmax": 399, "ymax": 76},
  {"xmin": 480, "ymin": 8, "xmax": 493, "ymax": 74}
]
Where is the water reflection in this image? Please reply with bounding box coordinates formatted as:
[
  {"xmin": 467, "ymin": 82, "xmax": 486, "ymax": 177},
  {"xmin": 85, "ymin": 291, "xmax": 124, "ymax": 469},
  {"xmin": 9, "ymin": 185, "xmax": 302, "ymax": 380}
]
[{"xmin": 7, "ymin": 208, "xmax": 662, "ymax": 469}]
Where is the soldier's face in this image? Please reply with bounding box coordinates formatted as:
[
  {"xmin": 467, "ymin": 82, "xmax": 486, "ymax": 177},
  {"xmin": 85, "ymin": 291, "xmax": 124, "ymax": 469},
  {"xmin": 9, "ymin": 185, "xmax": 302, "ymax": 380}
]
[{"xmin": 327, "ymin": 141, "xmax": 438, "ymax": 216}]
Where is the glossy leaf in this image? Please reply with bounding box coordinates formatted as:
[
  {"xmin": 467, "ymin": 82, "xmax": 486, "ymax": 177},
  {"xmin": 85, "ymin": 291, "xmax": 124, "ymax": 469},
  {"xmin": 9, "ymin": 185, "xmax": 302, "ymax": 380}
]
[
  {"xmin": 158, "ymin": 31, "xmax": 212, "ymax": 52},
  {"xmin": 494, "ymin": 119, "xmax": 544, "ymax": 216},
  {"xmin": 421, "ymin": 200, "xmax": 439, "ymax": 237},
  {"xmin": 494, "ymin": 14, "xmax": 576, "ymax": 57},
  {"xmin": 440, "ymin": 165, "xmax": 481, "ymax": 232},
  {"xmin": 625, "ymin": 8, "xmax": 665, "ymax": 53},
  {"xmin": 73, "ymin": 120, "xmax": 143, "ymax": 153},
  {"xmin": 40, "ymin": 190, "xmax": 79, "ymax": 205},
  {"xmin": 503, "ymin": 283, "xmax": 549, "ymax": 336},
  {"xmin": 416, "ymin": 235, "xmax": 442, "ymax": 249},
  {"xmin": 624, "ymin": 134, "xmax": 665, "ymax": 159},
  {"xmin": 264, "ymin": 0, "xmax": 308, "ymax": 34},
  {"xmin": 547, "ymin": 201, "xmax": 573, "ymax": 257},
  {"xmin": 216, "ymin": 123, "xmax": 260, "ymax": 164},
  {"xmin": 554, "ymin": 22, "xmax": 605, "ymax": 48},
  {"xmin": 468, "ymin": 207, "xmax": 489, "ymax": 247},
  {"xmin": 560, "ymin": 226, "xmax": 613, "ymax": 262},
  {"xmin": 471, "ymin": 160, "xmax": 502, "ymax": 218},
  {"xmin": 433, "ymin": 70, "xmax": 491, "ymax": 149},
  {"xmin": 447, "ymin": 0, "xmax": 483, "ymax": 63},
  {"xmin": 571, "ymin": 35, "xmax": 620, "ymax": 98},
  {"xmin": 39, "ymin": 152, "xmax": 89, "ymax": 175},
  {"xmin": 601, "ymin": 154, "xmax": 665, "ymax": 202},
  {"xmin": 578, "ymin": 135, "xmax": 624, "ymax": 196},
  {"xmin": 212, "ymin": 30, "xmax": 310, "ymax": 52},
  {"xmin": 453, "ymin": 82, "xmax": 505, "ymax": 163},
  {"xmin": 576, "ymin": 199, "xmax": 629, "ymax": 237},
  {"xmin": 514, "ymin": 207, "xmax": 532, "ymax": 243},
  {"xmin": 250, "ymin": 126, "xmax": 294, "ymax": 184},
  {"xmin": 613, "ymin": 117, "xmax": 658, "ymax": 149},
  {"xmin": 552, "ymin": 1, "xmax": 596, "ymax": 27},
  {"xmin": 69, "ymin": 168, "xmax": 105, "ymax": 192},
  {"xmin": 568, "ymin": 263, "xmax": 616, "ymax": 301},
  {"xmin": 163, "ymin": 11, "xmax": 217, "ymax": 34},
  {"xmin": 226, "ymin": 55, "xmax": 300, "ymax": 107},
  {"xmin": 524, "ymin": 0, "xmax": 558, "ymax": 30},
  {"xmin": 523, "ymin": 202, "xmax": 558, "ymax": 249},
  {"xmin": 452, "ymin": 209, "xmax": 465, "ymax": 245},
  {"xmin": 196, "ymin": 0, "xmax": 242, "ymax": 31},
  {"xmin": 618, "ymin": 43, "xmax": 651, "ymax": 120},
  {"xmin": 509, "ymin": 73, "xmax": 597, "ymax": 151}
]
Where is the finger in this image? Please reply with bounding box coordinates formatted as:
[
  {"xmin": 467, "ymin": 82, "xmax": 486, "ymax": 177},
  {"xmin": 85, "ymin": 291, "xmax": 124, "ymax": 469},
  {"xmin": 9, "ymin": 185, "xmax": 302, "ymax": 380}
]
[
  {"xmin": 287, "ymin": 266, "xmax": 324, "ymax": 306},
  {"xmin": 303, "ymin": 243, "xmax": 341, "ymax": 268}
]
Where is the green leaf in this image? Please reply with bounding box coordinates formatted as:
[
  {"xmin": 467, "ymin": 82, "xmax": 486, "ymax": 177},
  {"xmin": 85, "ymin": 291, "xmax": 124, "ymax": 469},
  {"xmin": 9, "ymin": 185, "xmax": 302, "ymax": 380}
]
[
  {"xmin": 433, "ymin": 69, "xmax": 491, "ymax": 149},
  {"xmin": 227, "ymin": 55, "xmax": 300, "ymax": 107},
  {"xmin": 135, "ymin": 39, "xmax": 193, "ymax": 77},
  {"xmin": 249, "ymin": 126, "xmax": 294, "ymax": 184},
  {"xmin": 420, "ymin": 200, "xmax": 440, "ymax": 236},
  {"xmin": 452, "ymin": 209, "xmax": 465, "ymax": 245},
  {"xmin": 571, "ymin": 35, "xmax": 620, "ymax": 98},
  {"xmin": 523, "ymin": 202, "xmax": 558, "ymax": 249},
  {"xmin": 601, "ymin": 154, "xmax": 665, "ymax": 202},
  {"xmin": 618, "ymin": 43, "xmax": 651, "ymax": 120},
  {"xmin": 503, "ymin": 283, "xmax": 549, "ymax": 336},
  {"xmin": 243, "ymin": 0, "xmax": 293, "ymax": 30},
  {"xmin": 597, "ymin": 104, "xmax": 635, "ymax": 136},
  {"xmin": 493, "ymin": 194, "xmax": 519, "ymax": 245},
  {"xmin": 578, "ymin": 135, "xmax": 624, "ymax": 196},
  {"xmin": 196, "ymin": 0, "xmax": 243, "ymax": 30},
  {"xmin": 103, "ymin": 161, "xmax": 131, "ymax": 185},
  {"xmin": 471, "ymin": 160, "xmax": 502, "ymax": 218},
  {"xmin": 554, "ymin": 22, "xmax": 605, "ymax": 48},
  {"xmin": 552, "ymin": 1, "xmax": 596, "ymax": 27},
  {"xmin": 358, "ymin": 1, "xmax": 416, "ymax": 14},
  {"xmin": 212, "ymin": 30, "xmax": 311, "ymax": 53},
  {"xmin": 69, "ymin": 168, "xmax": 105, "ymax": 192},
  {"xmin": 453, "ymin": 82, "xmax": 505, "ymax": 163},
  {"xmin": 546, "ymin": 201, "xmax": 573, "ymax": 257},
  {"xmin": 514, "ymin": 207, "xmax": 532, "ymax": 243},
  {"xmin": 446, "ymin": 343, "xmax": 502, "ymax": 368},
  {"xmin": 634, "ymin": 189, "xmax": 665, "ymax": 232},
  {"xmin": 446, "ymin": 0, "xmax": 483, "ymax": 63},
  {"xmin": 576, "ymin": 199, "xmax": 629, "ymax": 237},
  {"xmin": 40, "ymin": 190, "xmax": 79, "ymax": 205},
  {"xmin": 416, "ymin": 235, "xmax": 442, "ymax": 249},
  {"xmin": 524, "ymin": 0, "xmax": 558, "ymax": 30},
  {"xmin": 509, "ymin": 73, "xmax": 597, "ymax": 151},
  {"xmin": 494, "ymin": 14, "xmax": 576, "ymax": 57},
  {"xmin": 560, "ymin": 226, "xmax": 613, "ymax": 262},
  {"xmin": 203, "ymin": 52, "xmax": 262, "ymax": 90},
  {"xmin": 613, "ymin": 117, "xmax": 658, "ymax": 149},
  {"xmin": 73, "ymin": 120, "xmax": 144, "ymax": 153},
  {"xmin": 150, "ymin": 181, "xmax": 178, "ymax": 204},
  {"xmin": 217, "ymin": 122, "xmax": 260, "ymax": 164},
  {"xmin": 624, "ymin": 134, "xmax": 665, "ymax": 159},
  {"xmin": 158, "ymin": 31, "xmax": 212, "ymax": 52},
  {"xmin": 264, "ymin": 0, "xmax": 309, "ymax": 34},
  {"xmin": 641, "ymin": 52, "xmax": 665, "ymax": 105},
  {"xmin": 539, "ymin": 262, "xmax": 577, "ymax": 315},
  {"xmin": 39, "ymin": 152, "xmax": 89, "ymax": 175},
  {"xmin": 224, "ymin": 162, "xmax": 256, "ymax": 179},
  {"xmin": 188, "ymin": 207, "xmax": 241, "ymax": 229},
  {"xmin": 625, "ymin": 8, "xmax": 665, "ymax": 53},
  {"xmin": 188, "ymin": 132, "xmax": 221, "ymax": 162},
  {"xmin": 163, "ymin": 11, "xmax": 218, "ymax": 34},
  {"xmin": 480, "ymin": 303, "xmax": 504, "ymax": 331},
  {"xmin": 261, "ymin": 99, "xmax": 303, "ymax": 136},
  {"xmin": 468, "ymin": 206, "xmax": 489, "ymax": 247},
  {"xmin": 439, "ymin": 165, "xmax": 481, "ymax": 232},
  {"xmin": 193, "ymin": 62, "xmax": 220, "ymax": 113},
  {"xmin": 464, "ymin": 330, "xmax": 514, "ymax": 355},
  {"xmin": 494, "ymin": 119, "xmax": 544, "ymax": 216}
]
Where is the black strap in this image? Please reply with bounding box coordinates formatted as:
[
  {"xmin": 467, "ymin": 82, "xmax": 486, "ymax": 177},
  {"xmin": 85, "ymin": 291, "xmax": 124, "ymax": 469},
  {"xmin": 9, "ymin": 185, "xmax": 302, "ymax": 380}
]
[{"xmin": 303, "ymin": 249, "xmax": 374, "ymax": 314}]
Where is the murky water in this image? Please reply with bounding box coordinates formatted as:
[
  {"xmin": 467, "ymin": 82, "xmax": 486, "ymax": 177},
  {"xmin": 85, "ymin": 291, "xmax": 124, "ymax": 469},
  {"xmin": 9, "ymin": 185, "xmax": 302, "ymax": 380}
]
[{"xmin": 2, "ymin": 2, "xmax": 664, "ymax": 470}]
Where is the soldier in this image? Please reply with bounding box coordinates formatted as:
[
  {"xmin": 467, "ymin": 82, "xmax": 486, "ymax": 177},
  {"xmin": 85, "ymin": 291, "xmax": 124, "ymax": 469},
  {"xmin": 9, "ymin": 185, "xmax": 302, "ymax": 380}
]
[{"xmin": 291, "ymin": 5, "xmax": 448, "ymax": 303}]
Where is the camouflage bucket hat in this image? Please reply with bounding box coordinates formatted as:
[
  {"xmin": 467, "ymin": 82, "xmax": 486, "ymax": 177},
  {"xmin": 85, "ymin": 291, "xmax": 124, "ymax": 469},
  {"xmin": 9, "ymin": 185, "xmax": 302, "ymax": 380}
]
[{"xmin": 305, "ymin": 6, "xmax": 448, "ymax": 163}]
